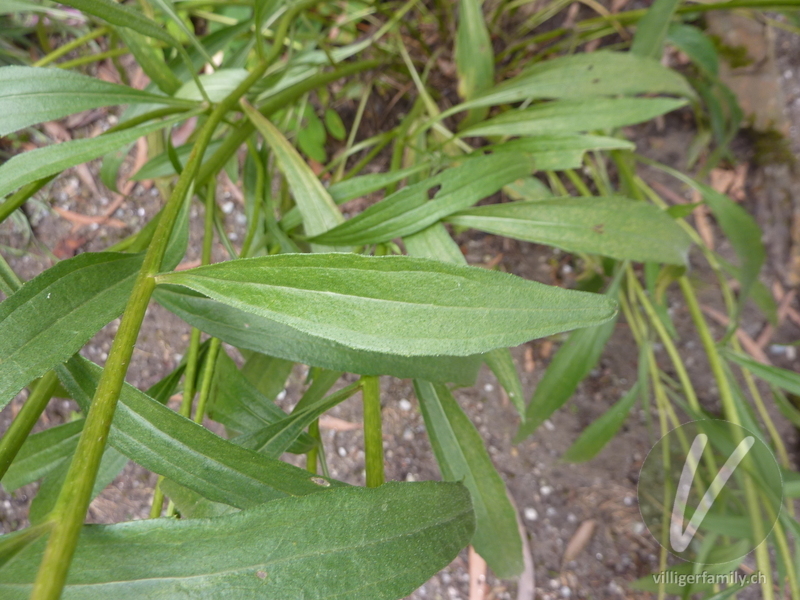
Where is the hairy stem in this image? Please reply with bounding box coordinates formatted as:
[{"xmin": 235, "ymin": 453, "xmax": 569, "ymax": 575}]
[{"xmin": 29, "ymin": 4, "xmax": 320, "ymax": 596}]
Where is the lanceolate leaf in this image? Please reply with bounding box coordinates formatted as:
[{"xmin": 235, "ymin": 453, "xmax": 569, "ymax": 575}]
[
  {"xmin": 415, "ymin": 381, "xmax": 523, "ymax": 578},
  {"xmin": 562, "ymin": 384, "xmax": 639, "ymax": 462},
  {"xmin": 58, "ymin": 0, "xmax": 179, "ymax": 47},
  {"xmin": 154, "ymin": 285, "xmax": 482, "ymax": 385},
  {"xmin": 28, "ymin": 445, "xmax": 127, "ymax": 525},
  {"xmin": 0, "ymin": 482, "xmax": 475, "ymax": 600},
  {"xmin": 156, "ymin": 253, "xmax": 617, "ymax": 357},
  {"xmin": 723, "ymin": 350, "xmax": 800, "ymax": 396},
  {"xmin": 235, "ymin": 382, "xmax": 360, "ymax": 456},
  {"xmin": 515, "ymin": 279, "xmax": 621, "ymax": 441},
  {"xmin": 1, "ymin": 420, "xmax": 83, "ymax": 492},
  {"xmin": 0, "ymin": 112, "xmax": 194, "ymax": 200},
  {"xmin": 666, "ymin": 23, "xmax": 719, "ymax": 77},
  {"xmin": 447, "ymin": 196, "xmax": 692, "ymax": 264},
  {"xmin": 209, "ymin": 351, "xmax": 314, "ymax": 454},
  {"xmin": 241, "ymin": 101, "xmax": 344, "ymax": 249},
  {"xmin": 280, "ymin": 163, "xmax": 433, "ymax": 231},
  {"xmin": 630, "ymin": 0, "xmax": 680, "ymax": 59},
  {"xmin": 455, "ymin": 0, "xmax": 493, "ymax": 125},
  {"xmin": 460, "ymin": 97, "xmax": 687, "ymax": 138},
  {"xmin": 57, "ymin": 357, "xmax": 345, "ymax": 508},
  {"xmin": 452, "ymin": 51, "xmax": 696, "ymax": 114},
  {"xmin": 403, "ymin": 223, "xmax": 526, "ymax": 418},
  {"xmin": 114, "ymin": 28, "xmax": 182, "ymax": 95},
  {"xmin": 0, "ymin": 252, "xmax": 143, "ymax": 410},
  {"xmin": 700, "ymin": 183, "xmax": 765, "ymax": 304},
  {"xmin": 310, "ymin": 154, "xmax": 535, "ymax": 246},
  {"xmin": 0, "ymin": 66, "xmax": 191, "ymax": 137},
  {"xmin": 487, "ymin": 135, "xmax": 634, "ymax": 171}
]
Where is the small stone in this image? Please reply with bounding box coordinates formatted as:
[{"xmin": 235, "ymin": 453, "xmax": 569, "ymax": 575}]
[
  {"xmin": 483, "ymin": 383, "xmax": 494, "ymax": 392},
  {"xmin": 546, "ymin": 506, "xmax": 558, "ymax": 518},
  {"xmin": 524, "ymin": 507, "xmax": 538, "ymax": 521},
  {"xmin": 398, "ymin": 398, "xmax": 412, "ymax": 411},
  {"xmin": 276, "ymin": 390, "xmax": 287, "ymax": 401},
  {"xmin": 567, "ymin": 513, "xmax": 577, "ymax": 523},
  {"xmin": 543, "ymin": 419, "xmax": 555, "ymax": 431},
  {"xmin": 402, "ymin": 428, "xmax": 414, "ymax": 441},
  {"xmin": 222, "ymin": 201, "xmax": 234, "ymax": 214},
  {"xmin": 337, "ymin": 447, "xmax": 347, "ymax": 457},
  {"xmin": 560, "ymin": 586, "xmax": 572, "ymax": 598},
  {"xmin": 540, "ymin": 485, "xmax": 553, "ymax": 497}
]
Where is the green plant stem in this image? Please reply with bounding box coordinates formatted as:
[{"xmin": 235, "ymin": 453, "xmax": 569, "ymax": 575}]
[
  {"xmin": 632, "ymin": 278, "xmax": 701, "ymax": 412},
  {"xmin": 679, "ymin": 275, "xmax": 775, "ymax": 600},
  {"xmin": 0, "ymin": 371, "xmax": 59, "ymax": 482},
  {"xmin": 33, "ymin": 27, "xmax": 109, "ymax": 67},
  {"xmin": 193, "ymin": 338, "xmax": 221, "ymax": 424},
  {"xmin": 361, "ymin": 376, "xmax": 384, "ymax": 488},
  {"xmin": 564, "ymin": 169, "xmax": 592, "ymax": 196},
  {"xmin": 306, "ymin": 419, "xmax": 320, "ymax": 474},
  {"xmin": 0, "ymin": 176, "xmax": 56, "ymax": 226},
  {"xmin": 28, "ymin": 3, "xmax": 319, "ymax": 594},
  {"xmin": 148, "ymin": 482, "xmax": 165, "ymax": 518},
  {"xmin": 56, "ymin": 47, "xmax": 129, "ymax": 70}
]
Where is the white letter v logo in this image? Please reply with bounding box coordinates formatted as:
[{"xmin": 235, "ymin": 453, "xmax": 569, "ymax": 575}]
[{"xmin": 670, "ymin": 433, "xmax": 755, "ymax": 552}]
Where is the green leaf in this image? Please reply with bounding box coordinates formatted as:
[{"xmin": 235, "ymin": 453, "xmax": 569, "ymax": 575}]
[
  {"xmin": 667, "ymin": 23, "xmax": 719, "ymax": 76},
  {"xmin": 0, "ymin": 482, "xmax": 475, "ymax": 600},
  {"xmin": 460, "ymin": 97, "xmax": 688, "ymax": 138},
  {"xmin": 415, "ymin": 381, "xmax": 522, "ymax": 577},
  {"xmin": 310, "ymin": 154, "xmax": 535, "ymax": 246},
  {"xmin": 1, "ymin": 420, "xmax": 83, "ymax": 492},
  {"xmin": 403, "ymin": 221, "xmax": 467, "ymax": 265},
  {"xmin": 447, "ymin": 196, "xmax": 692, "ymax": 264},
  {"xmin": 488, "ymin": 135, "xmax": 634, "ymax": 171},
  {"xmin": 700, "ymin": 183, "xmax": 765, "ymax": 304},
  {"xmin": 58, "ymin": 0, "xmax": 179, "ymax": 47},
  {"xmin": 235, "ymin": 382, "xmax": 359, "ymax": 456},
  {"xmin": 402, "ymin": 223, "xmax": 526, "ymax": 419},
  {"xmin": 630, "ymin": 0, "xmax": 681, "ymax": 59},
  {"xmin": 115, "ymin": 27, "xmax": 182, "ymax": 95},
  {"xmin": 99, "ymin": 143, "xmax": 134, "ymax": 194},
  {"xmin": 56, "ymin": 356, "xmax": 345, "ymax": 509},
  {"xmin": 455, "ymin": 50, "xmax": 696, "ymax": 113},
  {"xmin": 562, "ymin": 384, "xmax": 639, "ymax": 462},
  {"xmin": 324, "ymin": 108, "xmax": 347, "ymax": 141},
  {"xmin": 515, "ymin": 287, "xmax": 619, "ymax": 441},
  {"xmin": 0, "ymin": 252, "xmax": 143, "ymax": 410},
  {"xmin": 723, "ymin": 350, "xmax": 800, "ymax": 396},
  {"xmin": 208, "ymin": 351, "xmax": 315, "ymax": 454},
  {"xmin": 28, "ymin": 445, "xmax": 127, "ymax": 525},
  {"xmin": 175, "ymin": 69, "xmax": 248, "ymax": 102},
  {"xmin": 455, "ymin": 0, "xmax": 494, "ymax": 125},
  {"xmin": 0, "ymin": 66, "xmax": 191, "ymax": 137},
  {"xmin": 280, "ymin": 163, "xmax": 433, "ymax": 231},
  {"xmin": 156, "ymin": 253, "xmax": 617, "ymax": 357},
  {"xmin": 241, "ymin": 352, "xmax": 294, "ymax": 402},
  {"xmin": 242, "ymin": 101, "xmax": 344, "ymax": 250},
  {"xmin": 0, "ymin": 112, "xmax": 194, "ymax": 200},
  {"xmin": 154, "ymin": 284, "xmax": 482, "ymax": 384},
  {"xmin": 484, "ymin": 349, "xmax": 526, "ymax": 419}
]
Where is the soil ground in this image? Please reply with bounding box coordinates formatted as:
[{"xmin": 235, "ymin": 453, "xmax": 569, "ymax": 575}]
[{"xmin": 1, "ymin": 9, "xmax": 800, "ymax": 600}]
